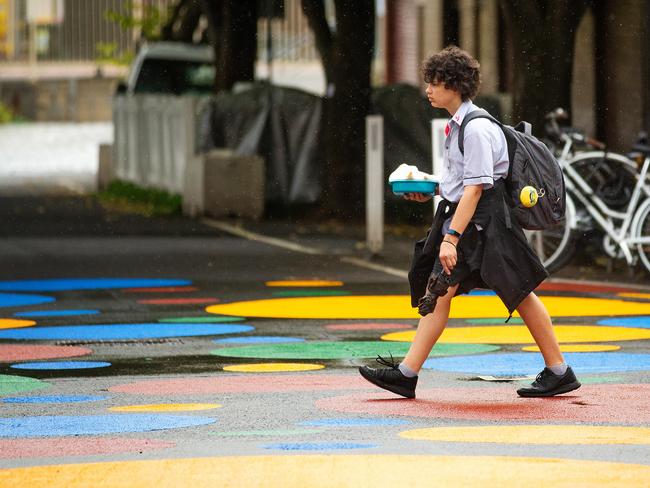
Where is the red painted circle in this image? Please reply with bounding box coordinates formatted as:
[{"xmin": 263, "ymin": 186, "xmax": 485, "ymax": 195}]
[
  {"xmin": 137, "ymin": 298, "xmax": 219, "ymax": 305},
  {"xmin": 0, "ymin": 345, "xmax": 92, "ymax": 362},
  {"xmin": 325, "ymin": 323, "xmax": 415, "ymax": 331},
  {"xmin": 0, "ymin": 438, "xmax": 174, "ymax": 459},
  {"xmin": 110, "ymin": 374, "xmax": 372, "ymax": 395},
  {"xmin": 316, "ymin": 384, "xmax": 650, "ymax": 424}
]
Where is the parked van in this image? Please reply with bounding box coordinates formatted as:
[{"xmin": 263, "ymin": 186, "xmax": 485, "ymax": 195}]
[{"xmin": 119, "ymin": 42, "xmax": 214, "ymax": 95}]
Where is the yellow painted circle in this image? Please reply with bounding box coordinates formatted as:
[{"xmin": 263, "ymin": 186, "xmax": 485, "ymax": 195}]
[
  {"xmin": 223, "ymin": 363, "xmax": 325, "ymax": 373},
  {"xmin": 0, "ymin": 319, "xmax": 36, "ymax": 329},
  {"xmin": 206, "ymin": 295, "xmax": 650, "ymax": 319},
  {"xmin": 2, "ymin": 455, "xmax": 650, "ymax": 487},
  {"xmin": 400, "ymin": 425, "xmax": 650, "ymax": 445},
  {"xmin": 264, "ymin": 280, "xmax": 343, "ymax": 287},
  {"xmin": 381, "ymin": 325, "xmax": 650, "ymax": 344},
  {"xmin": 522, "ymin": 344, "xmax": 620, "ymax": 352},
  {"xmin": 109, "ymin": 403, "xmax": 221, "ymax": 412},
  {"xmin": 619, "ymin": 292, "xmax": 650, "ymax": 300}
]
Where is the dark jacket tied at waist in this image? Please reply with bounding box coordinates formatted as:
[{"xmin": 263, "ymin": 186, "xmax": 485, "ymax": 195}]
[{"xmin": 407, "ymin": 180, "xmax": 548, "ymax": 315}]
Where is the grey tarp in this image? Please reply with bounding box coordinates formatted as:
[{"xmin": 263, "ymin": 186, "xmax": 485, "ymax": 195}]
[{"xmin": 200, "ymin": 82, "xmax": 501, "ymax": 207}]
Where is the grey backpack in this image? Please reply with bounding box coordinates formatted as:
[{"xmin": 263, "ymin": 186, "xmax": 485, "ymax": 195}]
[{"xmin": 459, "ymin": 109, "xmax": 566, "ymax": 231}]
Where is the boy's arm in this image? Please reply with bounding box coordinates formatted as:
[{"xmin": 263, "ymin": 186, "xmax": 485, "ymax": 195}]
[{"xmin": 446, "ymin": 184, "xmax": 483, "ymax": 242}]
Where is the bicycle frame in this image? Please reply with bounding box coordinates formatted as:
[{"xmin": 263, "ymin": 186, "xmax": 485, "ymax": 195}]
[{"xmin": 561, "ymin": 151, "xmax": 650, "ymax": 265}]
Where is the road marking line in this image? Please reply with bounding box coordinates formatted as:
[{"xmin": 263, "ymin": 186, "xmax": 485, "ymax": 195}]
[{"xmin": 201, "ymin": 219, "xmax": 408, "ymax": 278}]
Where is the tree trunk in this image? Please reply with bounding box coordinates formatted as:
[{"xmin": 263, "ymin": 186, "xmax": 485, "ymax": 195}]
[
  {"xmin": 303, "ymin": 0, "xmax": 375, "ymax": 218},
  {"xmin": 500, "ymin": 0, "xmax": 591, "ymax": 134}
]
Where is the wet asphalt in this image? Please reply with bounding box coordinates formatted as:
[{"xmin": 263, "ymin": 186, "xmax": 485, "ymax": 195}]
[{"xmin": 1, "ymin": 196, "xmax": 649, "ymax": 475}]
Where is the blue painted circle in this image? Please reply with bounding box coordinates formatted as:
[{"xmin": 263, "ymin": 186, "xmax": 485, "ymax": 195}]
[
  {"xmin": 10, "ymin": 361, "xmax": 111, "ymax": 370},
  {"xmin": 213, "ymin": 336, "xmax": 305, "ymax": 344},
  {"xmin": 598, "ymin": 317, "xmax": 650, "ymax": 329},
  {"xmin": 0, "ymin": 278, "xmax": 191, "ymax": 292},
  {"xmin": 264, "ymin": 442, "xmax": 376, "ymax": 451},
  {"xmin": 467, "ymin": 290, "xmax": 496, "ymax": 296},
  {"xmin": 0, "ymin": 293, "xmax": 55, "ymax": 308},
  {"xmin": 1, "ymin": 395, "xmax": 108, "ymax": 404},
  {"xmin": 300, "ymin": 418, "xmax": 410, "ymax": 427},
  {"xmin": 0, "ymin": 414, "xmax": 216, "ymax": 437},
  {"xmin": 422, "ymin": 352, "xmax": 650, "ymax": 376},
  {"xmin": 0, "ymin": 323, "xmax": 254, "ymax": 340},
  {"xmin": 14, "ymin": 310, "xmax": 100, "ymax": 318}
]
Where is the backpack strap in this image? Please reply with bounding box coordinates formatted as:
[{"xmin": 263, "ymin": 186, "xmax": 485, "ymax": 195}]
[{"xmin": 458, "ymin": 109, "xmax": 502, "ymax": 155}]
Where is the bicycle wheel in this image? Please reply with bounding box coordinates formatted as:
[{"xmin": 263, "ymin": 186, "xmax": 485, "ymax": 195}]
[
  {"xmin": 567, "ymin": 151, "xmax": 637, "ymax": 210},
  {"xmin": 525, "ymin": 193, "xmax": 577, "ymax": 273},
  {"xmin": 633, "ymin": 198, "xmax": 650, "ymax": 273}
]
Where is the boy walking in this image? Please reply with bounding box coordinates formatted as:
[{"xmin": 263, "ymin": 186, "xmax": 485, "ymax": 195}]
[{"xmin": 359, "ymin": 46, "xmax": 580, "ymax": 399}]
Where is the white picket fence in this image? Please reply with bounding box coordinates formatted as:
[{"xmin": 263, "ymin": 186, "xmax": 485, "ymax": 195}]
[{"xmin": 112, "ymin": 95, "xmax": 207, "ymax": 195}]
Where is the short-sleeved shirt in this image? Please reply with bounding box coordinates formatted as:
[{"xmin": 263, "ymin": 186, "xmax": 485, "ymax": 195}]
[{"xmin": 440, "ymin": 100, "xmax": 509, "ymax": 203}]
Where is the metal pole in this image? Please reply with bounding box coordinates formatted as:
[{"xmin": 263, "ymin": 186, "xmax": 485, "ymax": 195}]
[{"xmin": 366, "ymin": 115, "xmax": 384, "ymax": 255}]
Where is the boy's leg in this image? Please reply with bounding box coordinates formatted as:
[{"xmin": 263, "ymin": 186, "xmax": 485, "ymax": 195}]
[
  {"xmin": 516, "ymin": 292, "xmax": 581, "ymax": 397},
  {"xmin": 402, "ymin": 283, "xmax": 459, "ymax": 372},
  {"xmin": 357, "ymin": 283, "xmax": 458, "ymax": 399}
]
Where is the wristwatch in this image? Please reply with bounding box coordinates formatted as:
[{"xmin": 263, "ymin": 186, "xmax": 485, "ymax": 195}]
[{"xmin": 446, "ymin": 228, "xmax": 462, "ymax": 238}]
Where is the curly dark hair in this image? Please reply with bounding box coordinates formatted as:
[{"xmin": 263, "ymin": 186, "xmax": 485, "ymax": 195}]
[{"xmin": 421, "ymin": 46, "xmax": 481, "ymax": 101}]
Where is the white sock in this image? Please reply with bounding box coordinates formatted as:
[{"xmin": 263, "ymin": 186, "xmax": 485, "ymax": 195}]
[
  {"xmin": 398, "ymin": 363, "xmax": 418, "ymax": 378},
  {"xmin": 548, "ymin": 363, "xmax": 568, "ymax": 376}
]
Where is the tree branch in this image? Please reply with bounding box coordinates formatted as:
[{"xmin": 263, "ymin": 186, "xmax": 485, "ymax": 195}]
[{"xmin": 301, "ymin": 0, "xmax": 334, "ymax": 81}]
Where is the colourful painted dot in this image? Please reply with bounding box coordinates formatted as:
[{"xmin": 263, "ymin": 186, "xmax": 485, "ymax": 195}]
[
  {"xmin": 316, "ymin": 384, "xmax": 650, "ymax": 423},
  {"xmin": 1, "ymin": 455, "xmax": 649, "ymax": 486},
  {"xmin": 300, "ymin": 418, "xmax": 410, "ymax": 427},
  {"xmin": 13, "ymin": 310, "xmax": 99, "ymax": 318},
  {"xmin": 325, "ymin": 323, "xmax": 414, "ymax": 331},
  {"xmin": 222, "ymin": 363, "xmax": 325, "ymax": 373},
  {"xmin": 399, "ymin": 425, "xmax": 650, "ymax": 445},
  {"xmin": 0, "ymin": 375, "xmax": 49, "ymax": 396},
  {"xmin": 0, "ymin": 319, "xmax": 35, "ymax": 329},
  {"xmin": 0, "ymin": 414, "xmax": 215, "ymax": 438},
  {"xmin": 265, "ymin": 280, "xmax": 344, "ymax": 287},
  {"xmin": 618, "ymin": 292, "xmax": 650, "ymax": 300},
  {"xmin": 213, "ymin": 336, "xmax": 305, "ymax": 344},
  {"xmin": 521, "ymin": 344, "xmax": 620, "ymax": 352},
  {"xmin": 0, "ymin": 323, "xmax": 254, "ymax": 340},
  {"xmin": 0, "ymin": 438, "xmax": 175, "ymax": 460},
  {"xmin": 381, "ymin": 325, "xmax": 650, "ymax": 344},
  {"xmin": 206, "ymin": 295, "xmax": 650, "ymax": 319},
  {"xmin": 138, "ymin": 298, "xmax": 219, "ymax": 305},
  {"xmin": 0, "ymin": 293, "xmax": 54, "ymax": 308},
  {"xmin": 110, "ymin": 374, "xmax": 371, "ymax": 395},
  {"xmin": 211, "ymin": 341, "xmax": 498, "ymax": 360},
  {"xmin": 159, "ymin": 316, "xmax": 245, "ymax": 323},
  {"xmin": 598, "ymin": 316, "xmax": 650, "ymax": 328},
  {"xmin": 0, "ymin": 278, "xmax": 191, "ymax": 292},
  {"xmin": 466, "ymin": 318, "xmax": 524, "ymax": 324},
  {"xmin": 109, "ymin": 403, "xmax": 221, "ymax": 412},
  {"xmin": 263, "ymin": 442, "xmax": 375, "ymax": 451},
  {"xmin": 2, "ymin": 395, "xmax": 107, "ymax": 404},
  {"xmin": 0, "ymin": 345, "xmax": 92, "ymax": 362},
  {"xmin": 123, "ymin": 287, "xmax": 198, "ymax": 293},
  {"xmin": 422, "ymin": 352, "xmax": 650, "ymax": 376},
  {"xmin": 10, "ymin": 361, "xmax": 111, "ymax": 370}
]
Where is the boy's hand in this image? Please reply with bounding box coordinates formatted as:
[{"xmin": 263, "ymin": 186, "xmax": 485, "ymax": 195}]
[{"xmin": 403, "ymin": 192, "xmax": 432, "ymax": 202}]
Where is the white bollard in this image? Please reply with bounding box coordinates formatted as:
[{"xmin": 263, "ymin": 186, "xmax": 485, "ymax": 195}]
[
  {"xmin": 431, "ymin": 118, "xmax": 447, "ymax": 212},
  {"xmin": 366, "ymin": 115, "xmax": 384, "ymax": 255}
]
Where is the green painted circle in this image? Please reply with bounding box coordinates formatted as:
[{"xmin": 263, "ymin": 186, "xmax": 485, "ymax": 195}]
[
  {"xmin": 158, "ymin": 316, "xmax": 246, "ymax": 323},
  {"xmin": 466, "ymin": 318, "xmax": 524, "ymax": 324},
  {"xmin": 210, "ymin": 341, "xmax": 499, "ymax": 360},
  {"xmin": 0, "ymin": 374, "xmax": 50, "ymax": 396},
  {"xmin": 271, "ymin": 290, "xmax": 351, "ymax": 297}
]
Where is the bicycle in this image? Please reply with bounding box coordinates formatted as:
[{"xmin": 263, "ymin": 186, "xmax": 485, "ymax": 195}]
[{"xmin": 528, "ymin": 111, "xmax": 650, "ymax": 273}]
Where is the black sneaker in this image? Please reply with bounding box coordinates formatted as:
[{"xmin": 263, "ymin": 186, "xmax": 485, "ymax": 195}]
[
  {"xmin": 358, "ymin": 355, "xmax": 417, "ymax": 399},
  {"xmin": 517, "ymin": 366, "xmax": 581, "ymax": 397}
]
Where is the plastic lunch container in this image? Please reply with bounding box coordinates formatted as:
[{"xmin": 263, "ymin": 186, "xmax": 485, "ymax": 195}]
[{"xmin": 390, "ymin": 180, "xmax": 438, "ymax": 195}]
